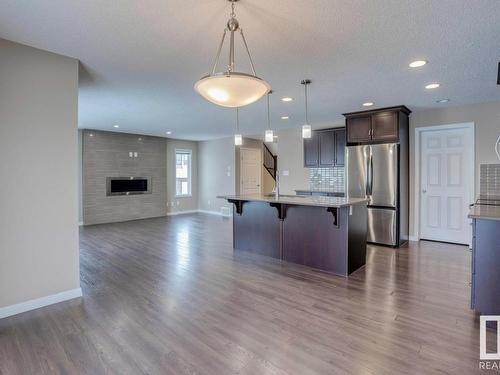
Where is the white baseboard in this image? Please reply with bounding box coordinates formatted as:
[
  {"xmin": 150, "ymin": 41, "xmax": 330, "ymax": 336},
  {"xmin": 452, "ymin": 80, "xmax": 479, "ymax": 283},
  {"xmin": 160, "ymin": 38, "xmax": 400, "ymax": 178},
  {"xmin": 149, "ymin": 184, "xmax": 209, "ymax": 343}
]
[
  {"xmin": 408, "ymin": 235, "xmax": 419, "ymax": 242},
  {"xmin": 0, "ymin": 288, "xmax": 82, "ymax": 320},
  {"xmin": 197, "ymin": 209, "xmax": 232, "ymax": 217},
  {"xmin": 167, "ymin": 209, "xmax": 232, "ymax": 217},
  {"xmin": 166, "ymin": 210, "xmax": 199, "ymax": 216}
]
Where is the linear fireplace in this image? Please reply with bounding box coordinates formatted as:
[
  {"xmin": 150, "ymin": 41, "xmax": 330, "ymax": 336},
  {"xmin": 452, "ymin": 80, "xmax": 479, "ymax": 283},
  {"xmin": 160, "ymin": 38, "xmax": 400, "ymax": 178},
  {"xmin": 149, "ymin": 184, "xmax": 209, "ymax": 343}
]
[{"xmin": 106, "ymin": 177, "xmax": 151, "ymax": 196}]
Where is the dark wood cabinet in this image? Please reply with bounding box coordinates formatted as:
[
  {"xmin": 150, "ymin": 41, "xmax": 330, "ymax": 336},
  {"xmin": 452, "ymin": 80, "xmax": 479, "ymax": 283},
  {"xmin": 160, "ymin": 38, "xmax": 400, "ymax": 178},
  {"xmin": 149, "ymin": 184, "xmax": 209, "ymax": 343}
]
[
  {"xmin": 319, "ymin": 130, "xmax": 335, "ymax": 166},
  {"xmin": 303, "ymin": 131, "xmax": 319, "ymax": 167},
  {"xmin": 371, "ymin": 111, "xmax": 398, "ymax": 141},
  {"xmin": 344, "ymin": 106, "xmax": 411, "ymax": 145},
  {"xmin": 303, "ymin": 128, "xmax": 346, "ymax": 168},
  {"xmin": 470, "ymin": 218, "xmax": 500, "ymax": 314},
  {"xmin": 334, "ymin": 128, "xmax": 346, "ymax": 166},
  {"xmin": 346, "ymin": 116, "xmax": 371, "ymax": 143}
]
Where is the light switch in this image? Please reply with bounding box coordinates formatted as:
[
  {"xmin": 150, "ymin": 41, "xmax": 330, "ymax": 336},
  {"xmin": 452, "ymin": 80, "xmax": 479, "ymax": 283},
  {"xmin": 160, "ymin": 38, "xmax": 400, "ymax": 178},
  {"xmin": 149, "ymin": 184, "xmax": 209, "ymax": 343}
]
[
  {"xmin": 282, "ymin": 170, "xmax": 290, "ymax": 176},
  {"xmin": 134, "ymin": 152, "xmax": 138, "ymax": 158},
  {"xmin": 129, "ymin": 152, "xmax": 133, "ymax": 158}
]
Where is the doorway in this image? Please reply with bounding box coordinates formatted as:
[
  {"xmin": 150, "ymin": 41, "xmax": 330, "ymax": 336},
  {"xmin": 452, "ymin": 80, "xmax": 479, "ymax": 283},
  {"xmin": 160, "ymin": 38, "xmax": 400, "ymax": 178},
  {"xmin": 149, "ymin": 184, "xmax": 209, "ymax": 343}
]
[
  {"xmin": 415, "ymin": 123, "xmax": 474, "ymax": 245},
  {"xmin": 239, "ymin": 147, "xmax": 262, "ymax": 195}
]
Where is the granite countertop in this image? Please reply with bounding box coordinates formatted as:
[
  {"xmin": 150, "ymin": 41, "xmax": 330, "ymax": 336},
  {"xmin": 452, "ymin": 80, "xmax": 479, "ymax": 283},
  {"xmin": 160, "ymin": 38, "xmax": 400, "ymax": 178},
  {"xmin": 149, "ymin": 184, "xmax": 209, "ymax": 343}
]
[
  {"xmin": 295, "ymin": 189, "xmax": 345, "ymax": 194},
  {"xmin": 468, "ymin": 205, "xmax": 500, "ymax": 221},
  {"xmin": 217, "ymin": 194, "xmax": 368, "ymax": 208}
]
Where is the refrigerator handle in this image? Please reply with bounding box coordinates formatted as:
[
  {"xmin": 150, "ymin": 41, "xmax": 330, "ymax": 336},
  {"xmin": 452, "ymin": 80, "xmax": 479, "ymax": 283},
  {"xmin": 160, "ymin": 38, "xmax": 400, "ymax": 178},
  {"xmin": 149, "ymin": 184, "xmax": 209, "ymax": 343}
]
[
  {"xmin": 365, "ymin": 146, "xmax": 370, "ymax": 196},
  {"xmin": 369, "ymin": 152, "xmax": 374, "ymax": 195}
]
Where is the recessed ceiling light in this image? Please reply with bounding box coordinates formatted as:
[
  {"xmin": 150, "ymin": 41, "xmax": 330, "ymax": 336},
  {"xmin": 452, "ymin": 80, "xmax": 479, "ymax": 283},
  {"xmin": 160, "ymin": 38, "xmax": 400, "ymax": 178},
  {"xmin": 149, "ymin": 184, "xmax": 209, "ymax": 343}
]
[
  {"xmin": 409, "ymin": 60, "xmax": 427, "ymax": 68},
  {"xmin": 362, "ymin": 102, "xmax": 374, "ymax": 107},
  {"xmin": 166, "ymin": 131, "xmax": 172, "ymax": 135},
  {"xmin": 113, "ymin": 125, "xmax": 119, "ymax": 128},
  {"xmin": 436, "ymin": 99, "xmax": 450, "ymax": 103},
  {"xmin": 281, "ymin": 116, "xmax": 289, "ymax": 120},
  {"xmin": 281, "ymin": 97, "xmax": 293, "ymax": 102},
  {"xmin": 89, "ymin": 133, "xmax": 94, "ymax": 137},
  {"xmin": 425, "ymin": 83, "xmax": 440, "ymax": 89}
]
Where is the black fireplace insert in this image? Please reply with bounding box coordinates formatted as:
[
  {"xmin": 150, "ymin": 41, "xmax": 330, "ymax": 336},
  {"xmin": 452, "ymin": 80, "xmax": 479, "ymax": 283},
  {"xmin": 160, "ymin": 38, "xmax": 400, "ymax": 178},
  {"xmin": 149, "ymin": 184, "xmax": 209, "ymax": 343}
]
[{"xmin": 106, "ymin": 177, "xmax": 151, "ymax": 196}]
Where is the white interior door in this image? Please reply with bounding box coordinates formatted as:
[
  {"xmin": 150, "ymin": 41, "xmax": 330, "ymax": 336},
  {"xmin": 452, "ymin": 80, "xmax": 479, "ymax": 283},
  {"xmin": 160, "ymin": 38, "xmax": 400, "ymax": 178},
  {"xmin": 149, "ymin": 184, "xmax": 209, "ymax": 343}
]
[
  {"xmin": 240, "ymin": 148, "xmax": 262, "ymax": 195},
  {"xmin": 420, "ymin": 127, "xmax": 473, "ymax": 245}
]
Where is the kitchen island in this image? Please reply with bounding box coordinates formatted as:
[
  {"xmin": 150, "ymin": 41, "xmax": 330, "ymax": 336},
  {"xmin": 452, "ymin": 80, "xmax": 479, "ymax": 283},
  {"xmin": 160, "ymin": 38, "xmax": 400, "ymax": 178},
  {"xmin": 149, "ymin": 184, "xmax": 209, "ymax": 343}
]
[
  {"xmin": 218, "ymin": 194, "xmax": 369, "ymax": 276},
  {"xmin": 468, "ymin": 204, "xmax": 500, "ymax": 315}
]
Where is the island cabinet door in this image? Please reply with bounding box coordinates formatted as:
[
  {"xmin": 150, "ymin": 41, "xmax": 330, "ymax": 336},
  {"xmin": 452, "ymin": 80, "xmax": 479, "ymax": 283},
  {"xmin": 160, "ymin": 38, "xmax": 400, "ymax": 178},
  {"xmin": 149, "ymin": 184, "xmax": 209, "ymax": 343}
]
[
  {"xmin": 282, "ymin": 205, "xmax": 348, "ymax": 276},
  {"xmin": 233, "ymin": 201, "xmax": 281, "ymax": 259}
]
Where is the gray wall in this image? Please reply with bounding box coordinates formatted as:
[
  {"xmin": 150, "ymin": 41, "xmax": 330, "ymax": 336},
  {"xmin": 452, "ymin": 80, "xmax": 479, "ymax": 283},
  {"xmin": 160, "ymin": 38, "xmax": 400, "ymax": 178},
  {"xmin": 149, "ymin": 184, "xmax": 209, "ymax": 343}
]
[
  {"xmin": 0, "ymin": 39, "xmax": 80, "ymax": 307},
  {"xmin": 83, "ymin": 130, "xmax": 167, "ymax": 224},
  {"xmin": 166, "ymin": 139, "xmax": 198, "ymax": 213},
  {"xmin": 198, "ymin": 137, "xmax": 235, "ymax": 213},
  {"xmin": 409, "ymin": 100, "xmax": 500, "ymax": 237}
]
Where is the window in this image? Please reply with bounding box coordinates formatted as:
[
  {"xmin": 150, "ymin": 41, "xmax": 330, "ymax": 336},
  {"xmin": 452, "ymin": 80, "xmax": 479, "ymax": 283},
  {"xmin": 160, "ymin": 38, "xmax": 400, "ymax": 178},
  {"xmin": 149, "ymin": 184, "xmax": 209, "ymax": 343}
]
[{"xmin": 175, "ymin": 150, "xmax": 192, "ymax": 197}]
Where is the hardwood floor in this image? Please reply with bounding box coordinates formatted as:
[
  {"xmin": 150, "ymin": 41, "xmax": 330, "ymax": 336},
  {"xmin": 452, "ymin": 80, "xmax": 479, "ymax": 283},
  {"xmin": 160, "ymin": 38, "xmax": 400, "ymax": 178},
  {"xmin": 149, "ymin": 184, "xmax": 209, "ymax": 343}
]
[{"xmin": 0, "ymin": 214, "xmax": 496, "ymax": 374}]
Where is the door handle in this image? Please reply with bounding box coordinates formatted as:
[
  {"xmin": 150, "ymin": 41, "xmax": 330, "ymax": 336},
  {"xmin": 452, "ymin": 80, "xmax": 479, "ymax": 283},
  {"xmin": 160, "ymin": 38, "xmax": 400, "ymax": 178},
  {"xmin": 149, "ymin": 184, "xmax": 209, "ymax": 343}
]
[{"xmin": 422, "ymin": 189, "xmax": 427, "ymax": 194}]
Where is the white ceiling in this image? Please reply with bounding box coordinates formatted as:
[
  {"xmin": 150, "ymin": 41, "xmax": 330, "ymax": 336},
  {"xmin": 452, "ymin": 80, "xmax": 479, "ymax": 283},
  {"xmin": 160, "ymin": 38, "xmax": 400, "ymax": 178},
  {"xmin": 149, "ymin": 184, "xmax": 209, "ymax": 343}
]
[{"xmin": 1, "ymin": 0, "xmax": 499, "ymax": 140}]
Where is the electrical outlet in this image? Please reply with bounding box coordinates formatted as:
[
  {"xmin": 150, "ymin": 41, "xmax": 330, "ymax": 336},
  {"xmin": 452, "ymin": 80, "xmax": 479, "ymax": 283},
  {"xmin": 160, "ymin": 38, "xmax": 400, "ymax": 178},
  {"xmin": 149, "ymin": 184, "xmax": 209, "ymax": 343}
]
[
  {"xmin": 176, "ymin": 201, "xmax": 180, "ymax": 206},
  {"xmin": 208, "ymin": 200, "xmax": 211, "ymax": 206}
]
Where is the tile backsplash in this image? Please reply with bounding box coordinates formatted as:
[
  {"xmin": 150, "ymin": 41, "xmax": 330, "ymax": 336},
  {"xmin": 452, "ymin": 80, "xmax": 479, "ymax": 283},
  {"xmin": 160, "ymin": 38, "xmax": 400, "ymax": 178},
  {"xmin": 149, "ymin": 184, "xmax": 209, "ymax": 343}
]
[
  {"xmin": 480, "ymin": 164, "xmax": 500, "ymax": 198},
  {"xmin": 309, "ymin": 166, "xmax": 345, "ymax": 192}
]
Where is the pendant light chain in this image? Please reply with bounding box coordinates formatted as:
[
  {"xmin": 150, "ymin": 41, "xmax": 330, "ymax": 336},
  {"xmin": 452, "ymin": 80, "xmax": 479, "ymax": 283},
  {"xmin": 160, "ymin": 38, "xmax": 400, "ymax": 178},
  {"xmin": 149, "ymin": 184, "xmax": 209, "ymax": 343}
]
[
  {"xmin": 236, "ymin": 107, "xmax": 240, "ymax": 133},
  {"xmin": 304, "ymin": 82, "xmax": 309, "ymax": 125},
  {"xmin": 267, "ymin": 92, "xmax": 271, "ymax": 130},
  {"xmin": 301, "ymin": 79, "xmax": 312, "ymax": 139}
]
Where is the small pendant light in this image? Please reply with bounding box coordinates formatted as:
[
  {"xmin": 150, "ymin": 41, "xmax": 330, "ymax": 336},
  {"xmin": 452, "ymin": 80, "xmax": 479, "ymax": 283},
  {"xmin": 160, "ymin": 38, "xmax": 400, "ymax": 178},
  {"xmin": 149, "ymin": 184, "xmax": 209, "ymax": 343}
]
[
  {"xmin": 301, "ymin": 79, "xmax": 312, "ymax": 139},
  {"xmin": 234, "ymin": 107, "xmax": 242, "ymax": 146},
  {"xmin": 264, "ymin": 91, "xmax": 274, "ymax": 142}
]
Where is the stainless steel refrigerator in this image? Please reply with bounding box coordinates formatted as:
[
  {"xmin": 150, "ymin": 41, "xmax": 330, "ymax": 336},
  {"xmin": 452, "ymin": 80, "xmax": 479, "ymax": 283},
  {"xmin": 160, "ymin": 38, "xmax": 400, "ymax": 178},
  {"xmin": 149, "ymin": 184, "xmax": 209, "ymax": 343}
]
[{"xmin": 347, "ymin": 143, "xmax": 408, "ymax": 247}]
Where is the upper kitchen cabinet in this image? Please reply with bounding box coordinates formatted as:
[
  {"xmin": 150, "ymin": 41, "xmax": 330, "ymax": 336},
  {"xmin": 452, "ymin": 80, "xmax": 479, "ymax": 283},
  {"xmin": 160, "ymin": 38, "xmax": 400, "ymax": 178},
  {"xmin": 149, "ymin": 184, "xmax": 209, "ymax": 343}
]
[
  {"xmin": 335, "ymin": 128, "xmax": 346, "ymax": 166},
  {"xmin": 318, "ymin": 130, "xmax": 335, "ymax": 166},
  {"xmin": 303, "ymin": 130, "xmax": 319, "ymax": 167},
  {"xmin": 345, "ymin": 116, "xmax": 371, "ymax": 143},
  {"xmin": 303, "ymin": 128, "xmax": 346, "ymax": 167},
  {"xmin": 344, "ymin": 106, "xmax": 411, "ymax": 145}
]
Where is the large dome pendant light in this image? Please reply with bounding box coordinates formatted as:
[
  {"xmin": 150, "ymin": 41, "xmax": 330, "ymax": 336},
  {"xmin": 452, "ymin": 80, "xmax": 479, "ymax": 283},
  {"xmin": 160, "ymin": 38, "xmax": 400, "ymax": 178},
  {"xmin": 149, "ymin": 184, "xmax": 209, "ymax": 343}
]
[
  {"xmin": 264, "ymin": 91, "xmax": 274, "ymax": 142},
  {"xmin": 301, "ymin": 79, "xmax": 312, "ymax": 139},
  {"xmin": 194, "ymin": 0, "xmax": 271, "ymax": 108}
]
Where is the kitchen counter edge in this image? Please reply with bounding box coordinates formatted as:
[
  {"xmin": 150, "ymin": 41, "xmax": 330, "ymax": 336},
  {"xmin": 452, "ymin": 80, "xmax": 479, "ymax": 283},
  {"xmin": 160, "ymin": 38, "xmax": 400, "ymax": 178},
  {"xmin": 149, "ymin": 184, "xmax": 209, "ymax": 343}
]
[
  {"xmin": 468, "ymin": 205, "xmax": 500, "ymax": 221},
  {"xmin": 217, "ymin": 194, "xmax": 368, "ymax": 208}
]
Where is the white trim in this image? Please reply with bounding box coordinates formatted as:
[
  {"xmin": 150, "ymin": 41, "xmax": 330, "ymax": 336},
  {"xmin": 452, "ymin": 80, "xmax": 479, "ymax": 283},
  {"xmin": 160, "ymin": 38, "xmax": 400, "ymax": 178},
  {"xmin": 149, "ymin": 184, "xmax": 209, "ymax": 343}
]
[
  {"xmin": 78, "ymin": 221, "xmax": 84, "ymax": 226},
  {"xmin": 167, "ymin": 210, "xmax": 199, "ymax": 216},
  {"xmin": 413, "ymin": 122, "xmax": 475, "ymax": 244},
  {"xmin": 0, "ymin": 288, "xmax": 82, "ymax": 320},
  {"xmin": 197, "ymin": 209, "xmax": 232, "ymax": 217},
  {"xmin": 175, "ymin": 148, "xmax": 192, "ymax": 197},
  {"xmin": 167, "ymin": 209, "xmax": 232, "ymax": 217},
  {"xmin": 408, "ymin": 235, "xmax": 419, "ymax": 242}
]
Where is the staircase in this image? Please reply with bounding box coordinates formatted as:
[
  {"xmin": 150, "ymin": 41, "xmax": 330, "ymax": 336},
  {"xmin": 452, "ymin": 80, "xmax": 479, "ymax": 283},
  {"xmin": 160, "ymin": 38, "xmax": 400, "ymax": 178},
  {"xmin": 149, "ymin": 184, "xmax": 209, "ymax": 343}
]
[{"xmin": 263, "ymin": 143, "xmax": 277, "ymax": 180}]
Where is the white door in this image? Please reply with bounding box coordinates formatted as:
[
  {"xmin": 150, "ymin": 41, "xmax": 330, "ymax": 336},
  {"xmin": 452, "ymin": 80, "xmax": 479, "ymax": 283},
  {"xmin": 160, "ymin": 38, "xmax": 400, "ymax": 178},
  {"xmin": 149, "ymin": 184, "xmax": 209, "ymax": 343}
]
[
  {"xmin": 420, "ymin": 127, "xmax": 473, "ymax": 245},
  {"xmin": 240, "ymin": 148, "xmax": 262, "ymax": 195}
]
